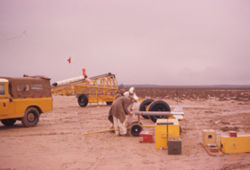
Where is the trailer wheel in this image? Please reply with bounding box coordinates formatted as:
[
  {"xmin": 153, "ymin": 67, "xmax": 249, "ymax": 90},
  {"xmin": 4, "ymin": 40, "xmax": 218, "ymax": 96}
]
[
  {"xmin": 22, "ymin": 107, "xmax": 40, "ymax": 127},
  {"xmin": 78, "ymin": 94, "xmax": 88, "ymax": 107},
  {"xmin": 149, "ymin": 100, "xmax": 171, "ymax": 122},
  {"xmin": 139, "ymin": 99, "xmax": 154, "ymax": 119},
  {"xmin": 128, "ymin": 121, "xmax": 143, "ymax": 136},
  {"xmin": 1, "ymin": 119, "xmax": 16, "ymax": 127}
]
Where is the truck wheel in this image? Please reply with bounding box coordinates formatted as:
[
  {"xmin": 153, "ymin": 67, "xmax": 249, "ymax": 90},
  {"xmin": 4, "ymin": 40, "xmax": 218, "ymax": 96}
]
[
  {"xmin": 139, "ymin": 99, "xmax": 154, "ymax": 119},
  {"xmin": 1, "ymin": 119, "xmax": 16, "ymax": 127},
  {"xmin": 22, "ymin": 107, "xmax": 40, "ymax": 127},
  {"xmin": 148, "ymin": 100, "xmax": 171, "ymax": 122},
  {"xmin": 78, "ymin": 94, "xmax": 88, "ymax": 107},
  {"xmin": 106, "ymin": 101, "xmax": 112, "ymax": 105}
]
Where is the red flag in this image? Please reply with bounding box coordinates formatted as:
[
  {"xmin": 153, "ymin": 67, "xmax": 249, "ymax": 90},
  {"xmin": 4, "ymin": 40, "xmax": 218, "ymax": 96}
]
[{"xmin": 67, "ymin": 57, "xmax": 71, "ymax": 64}]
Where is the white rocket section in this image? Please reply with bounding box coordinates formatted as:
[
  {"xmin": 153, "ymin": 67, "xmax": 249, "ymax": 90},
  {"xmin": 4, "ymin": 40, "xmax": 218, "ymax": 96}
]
[
  {"xmin": 53, "ymin": 76, "xmax": 85, "ymax": 86},
  {"xmin": 0, "ymin": 78, "xmax": 8, "ymax": 83}
]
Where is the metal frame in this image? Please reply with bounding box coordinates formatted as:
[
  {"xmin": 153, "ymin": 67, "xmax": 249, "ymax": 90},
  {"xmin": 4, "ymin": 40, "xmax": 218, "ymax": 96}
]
[{"xmin": 134, "ymin": 111, "xmax": 184, "ymax": 121}]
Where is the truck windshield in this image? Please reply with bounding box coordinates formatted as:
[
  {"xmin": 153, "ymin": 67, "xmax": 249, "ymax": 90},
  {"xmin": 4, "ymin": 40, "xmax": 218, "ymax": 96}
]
[{"xmin": 0, "ymin": 84, "xmax": 5, "ymax": 95}]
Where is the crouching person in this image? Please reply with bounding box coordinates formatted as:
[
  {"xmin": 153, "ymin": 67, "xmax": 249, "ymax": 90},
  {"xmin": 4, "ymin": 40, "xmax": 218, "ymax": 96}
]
[{"xmin": 108, "ymin": 95, "xmax": 136, "ymax": 136}]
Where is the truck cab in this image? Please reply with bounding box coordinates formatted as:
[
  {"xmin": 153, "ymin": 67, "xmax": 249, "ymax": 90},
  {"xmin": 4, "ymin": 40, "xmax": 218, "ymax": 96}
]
[{"xmin": 0, "ymin": 76, "xmax": 53, "ymax": 127}]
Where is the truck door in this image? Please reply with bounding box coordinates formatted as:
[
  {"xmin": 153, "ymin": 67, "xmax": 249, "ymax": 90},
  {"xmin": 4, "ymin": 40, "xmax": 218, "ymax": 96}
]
[
  {"xmin": 0, "ymin": 83, "xmax": 15, "ymax": 119},
  {"xmin": 0, "ymin": 83, "xmax": 8, "ymax": 117}
]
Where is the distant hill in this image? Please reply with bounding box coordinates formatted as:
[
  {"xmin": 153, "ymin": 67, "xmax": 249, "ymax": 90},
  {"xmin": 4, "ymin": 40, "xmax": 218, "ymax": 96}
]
[{"xmin": 124, "ymin": 84, "xmax": 250, "ymax": 88}]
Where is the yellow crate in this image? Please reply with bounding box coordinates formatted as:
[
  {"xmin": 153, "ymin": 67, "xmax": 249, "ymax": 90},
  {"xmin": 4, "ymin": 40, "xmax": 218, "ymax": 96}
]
[
  {"xmin": 219, "ymin": 135, "xmax": 250, "ymax": 153},
  {"xmin": 155, "ymin": 119, "xmax": 180, "ymax": 149}
]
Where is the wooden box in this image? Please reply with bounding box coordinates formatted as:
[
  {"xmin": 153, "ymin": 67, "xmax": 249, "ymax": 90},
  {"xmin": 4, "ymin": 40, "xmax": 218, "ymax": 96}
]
[
  {"xmin": 202, "ymin": 129, "xmax": 216, "ymax": 146},
  {"xmin": 168, "ymin": 137, "xmax": 182, "ymax": 155}
]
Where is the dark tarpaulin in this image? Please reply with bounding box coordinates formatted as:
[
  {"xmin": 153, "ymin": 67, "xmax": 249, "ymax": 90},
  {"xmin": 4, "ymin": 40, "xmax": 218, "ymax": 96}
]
[{"xmin": 0, "ymin": 76, "xmax": 51, "ymax": 98}]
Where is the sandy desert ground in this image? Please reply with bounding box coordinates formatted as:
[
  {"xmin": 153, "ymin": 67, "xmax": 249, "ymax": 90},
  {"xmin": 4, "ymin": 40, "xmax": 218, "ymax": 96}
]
[{"xmin": 1, "ymin": 88, "xmax": 250, "ymax": 170}]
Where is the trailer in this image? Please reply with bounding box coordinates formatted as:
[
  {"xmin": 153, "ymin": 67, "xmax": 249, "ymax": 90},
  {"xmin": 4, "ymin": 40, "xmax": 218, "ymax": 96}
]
[{"xmin": 51, "ymin": 72, "xmax": 118, "ymax": 107}]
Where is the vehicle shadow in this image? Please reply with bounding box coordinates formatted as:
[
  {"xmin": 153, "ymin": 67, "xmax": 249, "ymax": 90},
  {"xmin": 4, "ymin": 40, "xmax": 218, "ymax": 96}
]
[
  {"xmin": 0, "ymin": 123, "xmax": 24, "ymax": 130},
  {"xmin": 85, "ymin": 105, "xmax": 110, "ymax": 108}
]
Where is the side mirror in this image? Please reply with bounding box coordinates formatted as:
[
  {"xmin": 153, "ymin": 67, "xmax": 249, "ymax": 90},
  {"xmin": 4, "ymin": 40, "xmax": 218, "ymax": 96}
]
[{"xmin": 9, "ymin": 98, "xmax": 13, "ymax": 102}]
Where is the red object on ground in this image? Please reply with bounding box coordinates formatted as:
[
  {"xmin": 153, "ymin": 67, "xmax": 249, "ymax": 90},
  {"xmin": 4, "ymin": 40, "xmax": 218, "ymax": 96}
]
[
  {"xmin": 209, "ymin": 146, "xmax": 219, "ymax": 153},
  {"xmin": 139, "ymin": 131, "xmax": 154, "ymax": 143}
]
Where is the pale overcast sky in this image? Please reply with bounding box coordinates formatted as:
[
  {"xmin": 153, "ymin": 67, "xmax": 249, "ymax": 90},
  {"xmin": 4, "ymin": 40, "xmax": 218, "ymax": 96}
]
[{"xmin": 1, "ymin": 0, "xmax": 250, "ymax": 85}]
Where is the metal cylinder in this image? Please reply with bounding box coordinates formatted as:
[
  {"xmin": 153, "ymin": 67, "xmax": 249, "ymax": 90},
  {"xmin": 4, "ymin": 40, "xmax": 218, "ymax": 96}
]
[{"xmin": 52, "ymin": 76, "xmax": 84, "ymax": 87}]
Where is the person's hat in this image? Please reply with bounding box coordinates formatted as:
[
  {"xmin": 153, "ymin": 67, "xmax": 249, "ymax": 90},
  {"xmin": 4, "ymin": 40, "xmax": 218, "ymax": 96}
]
[
  {"xmin": 129, "ymin": 87, "xmax": 135, "ymax": 94},
  {"xmin": 118, "ymin": 84, "xmax": 125, "ymax": 89},
  {"xmin": 125, "ymin": 92, "xmax": 138, "ymax": 101}
]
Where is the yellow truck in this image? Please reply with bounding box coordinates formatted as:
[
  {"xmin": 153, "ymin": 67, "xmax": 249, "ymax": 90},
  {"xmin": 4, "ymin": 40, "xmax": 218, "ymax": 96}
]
[
  {"xmin": 0, "ymin": 76, "xmax": 53, "ymax": 127},
  {"xmin": 51, "ymin": 73, "xmax": 118, "ymax": 107}
]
